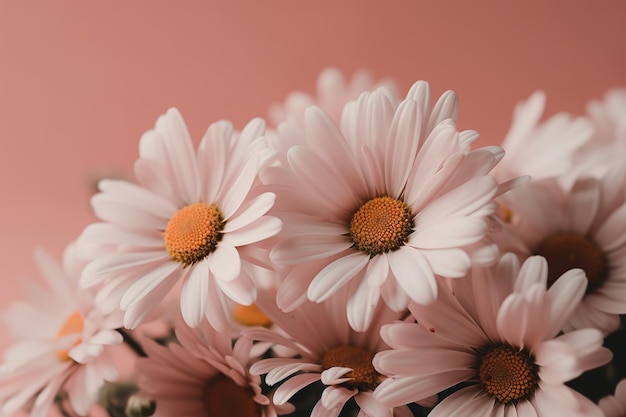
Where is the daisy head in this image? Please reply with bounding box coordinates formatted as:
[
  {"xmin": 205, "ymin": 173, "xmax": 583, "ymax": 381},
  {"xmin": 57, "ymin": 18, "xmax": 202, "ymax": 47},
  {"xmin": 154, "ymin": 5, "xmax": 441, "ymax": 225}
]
[
  {"xmin": 267, "ymin": 81, "xmax": 503, "ymax": 330},
  {"xmin": 0, "ymin": 246, "xmax": 122, "ymax": 417},
  {"xmin": 78, "ymin": 108, "xmax": 282, "ymax": 330},
  {"xmin": 135, "ymin": 319, "xmax": 290, "ymax": 417},
  {"xmin": 244, "ymin": 288, "xmax": 423, "ymax": 417},
  {"xmin": 373, "ymin": 255, "xmax": 612, "ymax": 417},
  {"xmin": 495, "ymin": 170, "xmax": 626, "ymax": 335}
]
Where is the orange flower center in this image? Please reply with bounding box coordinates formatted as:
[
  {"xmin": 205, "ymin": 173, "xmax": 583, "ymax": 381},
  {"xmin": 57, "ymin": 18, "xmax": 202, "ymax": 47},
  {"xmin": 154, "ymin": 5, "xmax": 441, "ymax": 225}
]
[
  {"xmin": 203, "ymin": 374, "xmax": 261, "ymax": 417},
  {"xmin": 55, "ymin": 311, "xmax": 84, "ymax": 362},
  {"xmin": 164, "ymin": 202, "xmax": 225, "ymax": 266},
  {"xmin": 535, "ymin": 232, "xmax": 607, "ymax": 292},
  {"xmin": 320, "ymin": 345, "xmax": 382, "ymax": 390},
  {"xmin": 232, "ymin": 304, "xmax": 273, "ymax": 328},
  {"xmin": 349, "ymin": 196, "xmax": 413, "ymax": 257},
  {"xmin": 478, "ymin": 344, "xmax": 538, "ymax": 404}
]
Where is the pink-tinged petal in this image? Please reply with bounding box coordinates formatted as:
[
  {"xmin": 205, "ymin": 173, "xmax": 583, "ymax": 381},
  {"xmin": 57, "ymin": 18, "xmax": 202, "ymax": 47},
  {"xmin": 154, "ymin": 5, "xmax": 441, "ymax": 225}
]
[
  {"xmin": 197, "ymin": 120, "xmax": 229, "ymax": 203},
  {"xmin": 97, "ymin": 179, "xmax": 178, "ymax": 219},
  {"xmin": 221, "ymin": 216, "xmax": 282, "ymax": 247},
  {"xmin": 217, "ymin": 274, "xmax": 257, "ymax": 306},
  {"xmin": 427, "ymin": 386, "xmax": 498, "ymax": 417},
  {"xmin": 365, "ymin": 250, "xmax": 390, "ymax": 287},
  {"xmin": 388, "ymin": 247, "xmax": 437, "ymax": 305},
  {"xmin": 320, "ymin": 367, "xmax": 352, "ymax": 385},
  {"xmin": 223, "ymin": 192, "xmax": 276, "ymax": 233},
  {"xmin": 420, "ymin": 248, "xmax": 471, "ymax": 278},
  {"xmin": 122, "ymin": 272, "xmax": 180, "ymax": 329},
  {"xmin": 347, "ymin": 277, "xmax": 380, "ymax": 332},
  {"xmin": 180, "ymin": 262, "xmax": 210, "ymax": 327},
  {"xmin": 405, "ymin": 81, "xmax": 431, "ymax": 130},
  {"xmin": 272, "ymin": 373, "xmax": 321, "ymax": 405},
  {"xmin": 547, "ymin": 268, "xmax": 587, "ymax": 337},
  {"xmin": 380, "ymin": 277, "xmax": 410, "ymax": 312},
  {"xmin": 374, "ymin": 372, "xmax": 469, "ymax": 409},
  {"xmin": 288, "ymin": 145, "xmax": 361, "ymax": 213},
  {"xmin": 321, "ymin": 385, "xmax": 357, "ymax": 409},
  {"xmin": 533, "ymin": 382, "xmax": 604, "ymax": 417},
  {"xmin": 428, "ymin": 90, "xmax": 459, "ymax": 134},
  {"xmin": 154, "ymin": 108, "xmax": 200, "ymax": 203},
  {"xmin": 409, "ymin": 283, "xmax": 487, "ymax": 347},
  {"xmin": 564, "ymin": 178, "xmax": 600, "ymax": 234},
  {"xmin": 496, "ymin": 294, "xmax": 529, "ymax": 349},
  {"xmin": 555, "ymin": 329, "xmax": 612, "ymax": 372},
  {"xmin": 91, "ymin": 193, "xmax": 169, "ymax": 230},
  {"xmin": 410, "ymin": 217, "xmax": 487, "ymax": 249},
  {"xmin": 534, "ymin": 339, "xmax": 578, "ymax": 383},
  {"xmin": 207, "ymin": 244, "xmax": 241, "ymax": 282},
  {"xmin": 78, "ymin": 223, "xmax": 163, "ymax": 248},
  {"xmin": 307, "ymin": 253, "xmax": 369, "ymax": 302},
  {"xmin": 418, "ymin": 175, "xmax": 498, "ymax": 221},
  {"xmin": 275, "ymin": 270, "xmax": 311, "ymax": 312},
  {"xmin": 80, "ymin": 251, "xmax": 169, "ymax": 287},
  {"xmin": 218, "ymin": 152, "xmax": 260, "ymax": 219},
  {"xmin": 245, "ymin": 330, "xmax": 304, "ymax": 358},
  {"xmin": 120, "ymin": 261, "xmax": 180, "ymax": 310},
  {"xmin": 385, "ymin": 100, "xmax": 421, "ymax": 197},
  {"xmin": 133, "ymin": 157, "xmax": 176, "ymax": 202},
  {"xmin": 266, "ymin": 362, "xmax": 323, "ymax": 385},
  {"xmin": 305, "ymin": 106, "xmax": 369, "ymax": 192},
  {"xmin": 204, "ymin": 277, "xmax": 230, "ymax": 331},
  {"xmin": 595, "ymin": 203, "xmax": 626, "ymax": 251},
  {"xmin": 271, "ymin": 235, "xmax": 352, "ymax": 265},
  {"xmin": 374, "ymin": 347, "xmax": 475, "ymax": 377},
  {"xmin": 514, "ymin": 256, "xmax": 548, "ymax": 294},
  {"xmin": 354, "ymin": 392, "xmax": 392, "ymax": 417}
]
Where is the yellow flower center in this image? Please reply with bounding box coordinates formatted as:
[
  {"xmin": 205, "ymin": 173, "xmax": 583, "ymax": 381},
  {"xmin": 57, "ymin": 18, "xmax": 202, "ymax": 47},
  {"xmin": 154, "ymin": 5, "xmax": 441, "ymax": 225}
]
[
  {"xmin": 55, "ymin": 311, "xmax": 84, "ymax": 362},
  {"xmin": 164, "ymin": 202, "xmax": 225, "ymax": 266},
  {"xmin": 320, "ymin": 345, "xmax": 382, "ymax": 390},
  {"xmin": 203, "ymin": 374, "xmax": 261, "ymax": 417},
  {"xmin": 349, "ymin": 196, "xmax": 413, "ymax": 257},
  {"xmin": 232, "ymin": 304, "xmax": 273, "ymax": 328},
  {"xmin": 478, "ymin": 344, "xmax": 538, "ymax": 404},
  {"xmin": 535, "ymin": 232, "xmax": 607, "ymax": 292}
]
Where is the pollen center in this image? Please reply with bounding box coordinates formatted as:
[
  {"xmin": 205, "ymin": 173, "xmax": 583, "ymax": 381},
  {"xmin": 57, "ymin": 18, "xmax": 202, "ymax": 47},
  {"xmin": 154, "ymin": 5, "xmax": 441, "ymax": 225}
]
[
  {"xmin": 55, "ymin": 311, "xmax": 84, "ymax": 362},
  {"xmin": 349, "ymin": 196, "xmax": 413, "ymax": 257},
  {"xmin": 478, "ymin": 344, "xmax": 539, "ymax": 404},
  {"xmin": 232, "ymin": 304, "xmax": 273, "ymax": 328},
  {"xmin": 203, "ymin": 374, "xmax": 261, "ymax": 417},
  {"xmin": 164, "ymin": 202, "xmax": 225, "ymax": 266},
  {"xmin": 321, "ymin": 345, "xmax": 382, "ymax": 390},
  {"xmin": 535, "ymin": 232, "xmax": 607, "ymax": 292}
]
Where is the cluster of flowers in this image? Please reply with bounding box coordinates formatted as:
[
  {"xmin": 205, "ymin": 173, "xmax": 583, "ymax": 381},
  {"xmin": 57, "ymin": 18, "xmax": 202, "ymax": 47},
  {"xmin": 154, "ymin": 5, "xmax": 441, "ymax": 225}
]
[{"xmin": 1, "ymin": 68, "xmax": 626, "ymax": 417}]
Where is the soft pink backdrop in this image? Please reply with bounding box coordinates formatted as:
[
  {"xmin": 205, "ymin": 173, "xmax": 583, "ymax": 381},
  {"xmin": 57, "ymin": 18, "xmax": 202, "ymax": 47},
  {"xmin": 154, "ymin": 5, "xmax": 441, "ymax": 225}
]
[{"xmin": 0, "ymin": 1, "xmax": 624, "ymax": 347}]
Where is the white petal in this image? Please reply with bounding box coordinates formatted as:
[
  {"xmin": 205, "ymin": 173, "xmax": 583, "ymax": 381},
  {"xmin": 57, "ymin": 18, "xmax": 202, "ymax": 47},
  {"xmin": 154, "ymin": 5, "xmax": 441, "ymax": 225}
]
[
  {"xmin": 388, "ymin": 247, "xmax": 437, "ymax": 305},
  {"xmin": 307, "ymin": 253, "xmax": 369, "ymax": 302},
  {"xmin": 207, "ymin": 244, "xmax": 241, "ymax": 282},
  {"xmin": 180, "ymin": 263, "xmax": 210, "ymax": 327}
]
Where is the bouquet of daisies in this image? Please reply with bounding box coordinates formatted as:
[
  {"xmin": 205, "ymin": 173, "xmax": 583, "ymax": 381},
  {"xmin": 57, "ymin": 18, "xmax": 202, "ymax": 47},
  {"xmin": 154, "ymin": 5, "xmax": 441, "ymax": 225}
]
[{"xmin": 1, "ymin": 68, "xmax": 625, "ymax": 417}]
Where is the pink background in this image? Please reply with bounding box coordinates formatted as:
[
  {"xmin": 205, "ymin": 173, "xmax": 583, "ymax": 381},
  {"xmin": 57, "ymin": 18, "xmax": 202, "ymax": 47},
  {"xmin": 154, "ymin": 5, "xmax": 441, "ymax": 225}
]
[{"xmin": 0, "ymin": 1, "xmax": 624, "ymax": 346}]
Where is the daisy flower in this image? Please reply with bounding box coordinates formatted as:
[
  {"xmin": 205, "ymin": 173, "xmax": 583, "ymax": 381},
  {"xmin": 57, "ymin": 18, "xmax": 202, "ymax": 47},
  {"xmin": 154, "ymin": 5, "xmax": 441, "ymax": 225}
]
[
  {"xmin": 0, "ymin": 247, "xmax": 122, "ymax": 417},
  {"xmin": 135, "ymin": 319, "xmax": 291, "ymax": 417},
  {"xmin": 266, "ymin": 81, "xmax": 503, "ymax": 330},
  {"xmin": 373, "ymin": 255, "xmax": 612, "ymax": 417},
  {"xmin": 244, "ymin": 289, "xmax": 424, "ymax": 417},
  {"xmin": 78, "ymin": 108, "xmax": 282, "ymax": 330},
  {"xmin": 268, "ymin": 67, "xmax": 398, "ymax": 127},
  {"xmin": 495, "ymin": 171, "xmax": 626, "ymax": 335},
  {"xmin": 599, "ymin": 379, "xmax": 626, "ymax": 417},
  {"xmin": 492, "ymin": 90, "xmax": 592, "ymax": 185}
]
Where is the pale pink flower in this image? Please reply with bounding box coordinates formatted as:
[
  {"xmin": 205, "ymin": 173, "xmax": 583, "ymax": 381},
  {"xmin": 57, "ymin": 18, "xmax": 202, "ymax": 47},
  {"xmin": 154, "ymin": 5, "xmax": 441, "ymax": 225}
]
[
  {"xmin": 78, "ymin": 108, "xmax": 282, "ymax": 330},
  {"xmin": 245, "ymin": 289, "xmax": 422, "ymax": 417},
  {"xmin": 373, "ymin": 255, "xmax": 612, "ymax": 417},
  {"xmin": 495, "ymin": 171, "xmax": 626, "ymax": 335},
  {"xmin": 569, "ymin": 87, "xmax": 626, "ymax": 181},
  {"xmin": 0, "ymin": 247, "xmax": 122, "ymax": 417},
  {"xmin": 266, "ymin": 82, "xmax": 503, "ymax": 330},
  {"xmin": 268, "ymin": 67, "xmax": 398, "ymax": 127},
  {"xmin": 493, "ymin": 91, "xmax": 592, "ymax": 185},
  {"xmin": 136, "ymin": 320, "xmax": 291, "ymax": 417},
  {"xmin": 599, "ymin": 379, "xmax": 626, "ymax": 417}
]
